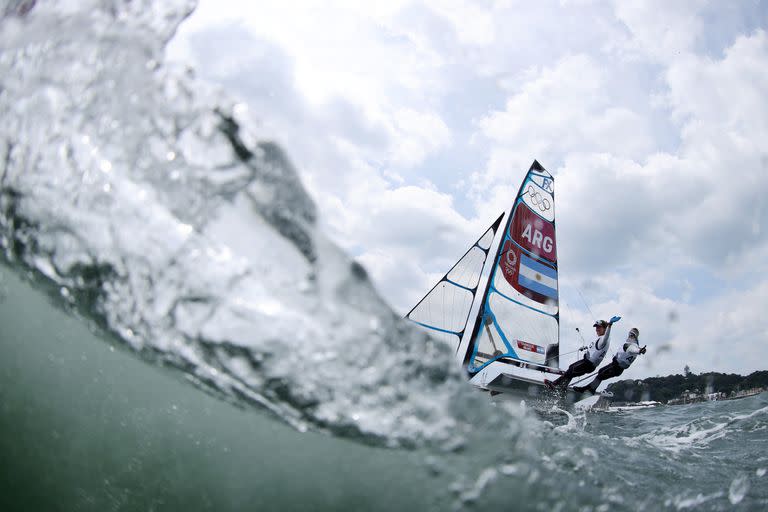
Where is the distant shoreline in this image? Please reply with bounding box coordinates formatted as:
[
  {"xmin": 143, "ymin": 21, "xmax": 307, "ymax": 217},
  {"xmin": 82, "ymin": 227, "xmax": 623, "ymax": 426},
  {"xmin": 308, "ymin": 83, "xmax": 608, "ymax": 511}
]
[{"xmin": 605, "ymin": 370, "xmax": 768, "ymax": 404}]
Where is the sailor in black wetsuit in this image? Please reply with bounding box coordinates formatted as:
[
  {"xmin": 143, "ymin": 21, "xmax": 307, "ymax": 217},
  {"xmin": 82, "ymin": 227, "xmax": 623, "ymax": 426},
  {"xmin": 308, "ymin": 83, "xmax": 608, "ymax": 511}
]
[
  {"xmin": 545, "ymin": 316, "xmax": 620, "ymax": 389},
  {"xmin": 573, "ymin": 327, "xmax": 646, "ymax": 394}
]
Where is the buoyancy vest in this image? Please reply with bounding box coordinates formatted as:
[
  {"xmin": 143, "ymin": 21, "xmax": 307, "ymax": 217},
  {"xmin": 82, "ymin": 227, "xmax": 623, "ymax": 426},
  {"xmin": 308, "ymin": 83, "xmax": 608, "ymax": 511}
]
[
  {"xmin": 585, "ymin": 326, "xmax": 611, "ymax": 366},
  {"xmin": 616, "ymin": 341, "xmax": 640, "ymax": 369}
]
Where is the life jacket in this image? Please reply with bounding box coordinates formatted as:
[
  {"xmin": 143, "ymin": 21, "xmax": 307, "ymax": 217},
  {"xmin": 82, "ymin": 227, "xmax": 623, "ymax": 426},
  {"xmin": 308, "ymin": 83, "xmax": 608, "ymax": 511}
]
[
  {"xmin": 585, "ymin": 333, "xmax": 610, "ymax": 366},
  {"xmin": 616, "ymin": 341, "xmax": 640, "ymax": 369}
]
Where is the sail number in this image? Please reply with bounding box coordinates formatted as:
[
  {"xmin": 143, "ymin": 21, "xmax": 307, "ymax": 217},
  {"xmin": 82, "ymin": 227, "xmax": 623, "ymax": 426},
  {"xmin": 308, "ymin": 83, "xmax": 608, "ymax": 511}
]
[{"xmin": 521, "ymin": 223, "xmax": 553, "ymax": 253}]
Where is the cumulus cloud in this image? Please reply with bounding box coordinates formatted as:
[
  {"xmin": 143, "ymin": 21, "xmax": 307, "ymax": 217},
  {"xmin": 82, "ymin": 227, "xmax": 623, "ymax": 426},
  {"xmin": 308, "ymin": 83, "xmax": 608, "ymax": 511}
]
[
  {"xmin": 388, "ymin": 108, "xmax": 452, "ymax": 168},
  {"xmin": 548, "ymin": 33, "xmax": 767, "ymax": 280},
  {"xmin": 612, "ymin": 0, "xmax": 705, "ymax": 62},
  {"xmin": 474, "ymin": 54, "xmax": 656, "ymax": 191},
  {"xmin": 168, "ymin": 0, "xmax": 768, "ymax": 379},
  {"xmin": 425, "ymin": 0, "xmax": 496, "ymax": 46},
  {"xmin": 344, "ymin": 185, "xmax": 479, "ymax": 312}
]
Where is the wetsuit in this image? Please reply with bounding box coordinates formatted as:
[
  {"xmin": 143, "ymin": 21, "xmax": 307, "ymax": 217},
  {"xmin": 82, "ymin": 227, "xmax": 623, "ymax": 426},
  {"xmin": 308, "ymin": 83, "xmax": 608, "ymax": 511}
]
[
  {"xmin": 574, "ymin": 338, "xmax": 642, "ymax": 394},
  {"xmin": 550, "ymin": 323, "xmax": 612, "ymax": 388}
]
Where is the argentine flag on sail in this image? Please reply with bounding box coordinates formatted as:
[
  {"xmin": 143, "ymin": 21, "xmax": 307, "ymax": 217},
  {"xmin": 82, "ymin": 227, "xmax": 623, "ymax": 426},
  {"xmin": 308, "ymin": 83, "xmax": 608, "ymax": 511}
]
[{"xmin": 518, "ymin": 253, "xmax": 557, "ymax": 299}]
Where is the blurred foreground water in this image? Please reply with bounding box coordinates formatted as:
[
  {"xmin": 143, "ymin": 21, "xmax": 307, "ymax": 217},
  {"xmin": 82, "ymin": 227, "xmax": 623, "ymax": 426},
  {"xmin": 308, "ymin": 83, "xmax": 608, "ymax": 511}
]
[{"xmin": 3, "ymin": 264, "xmax": 768, "ymax": 511}]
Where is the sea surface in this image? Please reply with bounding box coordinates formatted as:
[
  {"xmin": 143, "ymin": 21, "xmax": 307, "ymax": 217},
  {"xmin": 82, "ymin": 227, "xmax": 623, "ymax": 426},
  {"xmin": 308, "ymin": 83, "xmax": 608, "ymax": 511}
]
[
  {"xmin": 2, "ymin": 2, "xmax": 767, "ymax": 511},
  {"xmin": 2, "ymin": 263, "xmax": 767, "ymax": 512}
]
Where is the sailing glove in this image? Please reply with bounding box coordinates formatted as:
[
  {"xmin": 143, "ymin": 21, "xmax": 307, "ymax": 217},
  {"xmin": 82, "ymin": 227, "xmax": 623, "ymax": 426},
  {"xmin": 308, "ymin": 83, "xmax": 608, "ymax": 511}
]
[{"xmin": 609, "ymin": 315, "xmax": 621, "ymax": 324}]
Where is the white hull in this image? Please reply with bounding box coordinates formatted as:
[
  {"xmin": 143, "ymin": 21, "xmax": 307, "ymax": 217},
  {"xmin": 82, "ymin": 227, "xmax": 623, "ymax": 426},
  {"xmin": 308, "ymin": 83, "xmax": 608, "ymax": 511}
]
[{"xmin": 468, "ymin": 360, "xmax": 578, "ymax": 404}]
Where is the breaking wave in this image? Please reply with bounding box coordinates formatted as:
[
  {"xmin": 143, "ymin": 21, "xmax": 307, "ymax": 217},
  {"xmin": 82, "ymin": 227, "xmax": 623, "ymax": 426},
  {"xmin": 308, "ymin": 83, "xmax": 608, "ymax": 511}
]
[{"xmin": 0, "ymin": 0, "xmax": 480, "ymax": 448}]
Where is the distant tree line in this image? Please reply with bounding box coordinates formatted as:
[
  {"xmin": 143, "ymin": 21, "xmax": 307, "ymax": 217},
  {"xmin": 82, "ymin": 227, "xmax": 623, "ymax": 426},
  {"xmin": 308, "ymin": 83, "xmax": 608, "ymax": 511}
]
[{"xmin": 605, "ymin": 370, "xmax": 768, "ymax": 403}]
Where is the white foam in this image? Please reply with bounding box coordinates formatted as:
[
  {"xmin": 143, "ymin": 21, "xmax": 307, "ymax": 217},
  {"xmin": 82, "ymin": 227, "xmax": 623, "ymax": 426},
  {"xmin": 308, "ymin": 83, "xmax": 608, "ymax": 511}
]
[
  {"xmin": 728, "ymin": 473, "xmax": 750, "ymax": 505},
  {"xmin": 666, "ymin": 492, "xmax": 724, "ymax": 510},
  {"xmin": 551, "ymin": 406, "xmax": 587, "ymax": 433},
  {"xmin": 638, "ymin": 419, "xmax": 730, "ymax": 454}
]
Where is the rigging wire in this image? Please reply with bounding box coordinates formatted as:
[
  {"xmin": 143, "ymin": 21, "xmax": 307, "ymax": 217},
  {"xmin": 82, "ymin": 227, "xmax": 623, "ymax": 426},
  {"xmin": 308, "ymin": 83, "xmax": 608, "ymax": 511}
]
[
  {"xmin": 560, "ymin": 299, "xmax": 586, "ymax": 364},
  {"xmin": 554, "ymin": 347, "xmax": 583, "ymax": 357},
  {"xmin": 577, "ymin": 287, "xmax": 595, "ymax": 320},
  {"xmin": 571, "ymin": 370, "xmax": 599, "ymax": 385}
]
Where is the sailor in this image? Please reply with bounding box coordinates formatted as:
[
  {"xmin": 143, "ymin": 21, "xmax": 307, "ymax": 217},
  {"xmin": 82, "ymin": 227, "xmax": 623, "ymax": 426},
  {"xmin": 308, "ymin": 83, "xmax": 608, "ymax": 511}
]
[
  {"xmin": 545, "ymin": 316, "xmax": 621, "ymax": 389},
  {"xmin": 573, "ymin": 327, "xmax": 646, "ymax": 394}
]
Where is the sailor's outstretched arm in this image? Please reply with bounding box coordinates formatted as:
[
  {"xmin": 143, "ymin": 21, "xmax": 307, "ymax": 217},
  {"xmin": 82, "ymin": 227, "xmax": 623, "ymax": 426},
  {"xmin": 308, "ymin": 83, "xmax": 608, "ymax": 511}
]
[{"xmin": 597, "ymin": 323, "xmax": 613, "ymax": 350}]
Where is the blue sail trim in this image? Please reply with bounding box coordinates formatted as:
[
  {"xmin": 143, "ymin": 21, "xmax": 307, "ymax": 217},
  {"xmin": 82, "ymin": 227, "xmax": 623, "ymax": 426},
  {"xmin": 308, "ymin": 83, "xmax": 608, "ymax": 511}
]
[
  {"xmin": 409, "ymin": 320, "xmax": 462, "ymax": 337},
  {"xmin": 488, "ymin": 286, "xmax": 558, "ymax": 317},
  {"xmin": 468, "ymin": 310, "xmax": 550, "ymax": 373},
  {"xmin": 488, "ymin": 310, "xmax": 516, "ymax": 355},
  {"xmin": 444, "ymin": 278, "xmax": 475, "ymax": 293}
]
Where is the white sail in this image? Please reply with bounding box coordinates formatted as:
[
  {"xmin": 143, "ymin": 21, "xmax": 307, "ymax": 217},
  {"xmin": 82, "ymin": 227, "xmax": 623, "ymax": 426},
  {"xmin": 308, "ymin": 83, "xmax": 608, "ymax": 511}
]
[
  {"xmin": 407, "ymin": 161, "xmax": 563, "ymax": 397},
  {"xmin": 406, "ymin": 215, "xmax": 503, "ymax": 351}
]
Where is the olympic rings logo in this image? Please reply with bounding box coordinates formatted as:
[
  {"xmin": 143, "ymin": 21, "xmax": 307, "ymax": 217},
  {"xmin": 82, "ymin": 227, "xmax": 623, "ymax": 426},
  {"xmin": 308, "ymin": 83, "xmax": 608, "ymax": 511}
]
[{"xmin": 527, "ymin": 185, "xmax": 551, "ymax": 211}]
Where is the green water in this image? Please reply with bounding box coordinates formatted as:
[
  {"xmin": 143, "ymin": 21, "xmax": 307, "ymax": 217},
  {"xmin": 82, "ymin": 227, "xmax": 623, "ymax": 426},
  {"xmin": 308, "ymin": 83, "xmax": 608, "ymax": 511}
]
[
  {"xmin": 0, "ymin": 264, "xmax": 439, "ymax": 512},
  {"xmin": 3, "ymin": 262, "xmax": 768, "ymax": 512}
]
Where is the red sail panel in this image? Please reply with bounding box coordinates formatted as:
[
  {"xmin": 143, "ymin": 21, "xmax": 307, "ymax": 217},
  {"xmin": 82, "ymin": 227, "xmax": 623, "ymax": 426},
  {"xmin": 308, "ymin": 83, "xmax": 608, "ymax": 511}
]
[{"xmin": 509, "ymin": 203, "xmax": 556, "ymax": 262}]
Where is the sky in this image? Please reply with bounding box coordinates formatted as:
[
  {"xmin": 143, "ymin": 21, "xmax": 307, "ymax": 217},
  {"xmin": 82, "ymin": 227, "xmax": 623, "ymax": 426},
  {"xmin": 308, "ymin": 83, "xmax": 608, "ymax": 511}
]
[{"xmin": 166, "ymin": 0, "xmax": 768, "ymax": 380}]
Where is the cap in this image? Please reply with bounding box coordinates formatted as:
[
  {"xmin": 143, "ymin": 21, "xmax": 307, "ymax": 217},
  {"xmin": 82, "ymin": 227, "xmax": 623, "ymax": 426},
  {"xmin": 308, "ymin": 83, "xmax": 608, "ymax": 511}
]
[
  {"xmin": 593, "ymin": 320, "xmax": 608, "ymax": 328},
  {"xmin": 629, "ymin": 327, "xmax": 639, "ymax": 339}
]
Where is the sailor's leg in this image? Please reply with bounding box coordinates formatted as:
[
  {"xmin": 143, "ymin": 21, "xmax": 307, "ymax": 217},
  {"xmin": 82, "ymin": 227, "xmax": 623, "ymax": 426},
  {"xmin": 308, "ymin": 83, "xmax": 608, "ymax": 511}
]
[
  {"xmin": 577, "ymin": 363, "xmax": 623, "ymax": 393},
  {"xmin": 553, "ymin": 359, "xmax": 594, "ymax": 388},
  {"xmin": 551, "ymin": 364, "xmax": 573, "ymax": 387},
  {"xmin": 573, "ymin": 359, "xmax": 597, "ymax": 378},
  {"xmin": 574, "ymin": 376, "xmax": 601, "ymax": 394},
  {"xmin": 586, "ymin": 377, "xmax": 602, "ymax": 393},
  {"xmin": 597, "ymin": 361, "xmax": 624, "ymax": 381}
]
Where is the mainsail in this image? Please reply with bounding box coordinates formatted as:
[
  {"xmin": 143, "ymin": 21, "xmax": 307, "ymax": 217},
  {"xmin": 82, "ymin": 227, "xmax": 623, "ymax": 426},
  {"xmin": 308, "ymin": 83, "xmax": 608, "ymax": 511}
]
[{"xmin": 407, "ymin": 160, "xmax": 562, "ymax": 395}]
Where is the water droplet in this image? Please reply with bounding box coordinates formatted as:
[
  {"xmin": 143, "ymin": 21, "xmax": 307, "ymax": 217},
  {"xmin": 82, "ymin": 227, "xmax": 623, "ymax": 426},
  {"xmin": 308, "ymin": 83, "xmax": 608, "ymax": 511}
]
[
  {"xmin": 728, "ymin": 473, "xmax": 749, "ymax": 505},
  {"xmin": 500, "ymin": 464, "xmax": 518, "ymax": 475},
  {"xmin": 233, "ymin": 103, "xmax": 248, "ymax": 116}
]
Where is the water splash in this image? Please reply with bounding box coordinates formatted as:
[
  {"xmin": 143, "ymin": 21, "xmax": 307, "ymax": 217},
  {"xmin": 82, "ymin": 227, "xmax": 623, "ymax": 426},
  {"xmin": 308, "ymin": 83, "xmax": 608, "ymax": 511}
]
[
  {"xmin": 0, "ymin": 0, "xmax": 468, "ymax": 448},
  {"xmin": 728, "ymin": 473, "xmax": 749, "ymax": 505},
  {"xmin": 636, "ymin": 417, "xmax": 729, "ymax": 454}
]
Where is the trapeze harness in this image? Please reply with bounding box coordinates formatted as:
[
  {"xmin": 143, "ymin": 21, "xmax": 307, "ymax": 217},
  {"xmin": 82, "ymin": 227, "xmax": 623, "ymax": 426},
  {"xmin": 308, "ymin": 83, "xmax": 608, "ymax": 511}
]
[
  {"xmin": 615, "ymin": 341, "xmax": 641, "ymax": 369},
  {"xmin": 585, "ymin": 326, "xmax": 612, "ymax": 366}
]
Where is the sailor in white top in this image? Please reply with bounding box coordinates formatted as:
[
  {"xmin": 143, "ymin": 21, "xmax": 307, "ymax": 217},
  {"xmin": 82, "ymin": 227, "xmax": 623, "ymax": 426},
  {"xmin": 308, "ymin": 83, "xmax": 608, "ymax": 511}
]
[
  {"xmin": 573, "ymin": 327, "xmax": 646, "ymax": 394},
  {"xmin": 546, "ymin": 316, "xmax": 621, "ymax": 389}
]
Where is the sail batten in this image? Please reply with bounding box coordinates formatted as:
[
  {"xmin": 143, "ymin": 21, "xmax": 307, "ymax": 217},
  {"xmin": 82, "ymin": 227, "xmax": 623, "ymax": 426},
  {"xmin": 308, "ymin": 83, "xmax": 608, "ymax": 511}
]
[
  {"xmin": 405, "ymin": 214, "xmax": 504, "ymax": 350},
  {"xmin": 488, "ymin": 287, "xmax": 559, "ymax": 318}
]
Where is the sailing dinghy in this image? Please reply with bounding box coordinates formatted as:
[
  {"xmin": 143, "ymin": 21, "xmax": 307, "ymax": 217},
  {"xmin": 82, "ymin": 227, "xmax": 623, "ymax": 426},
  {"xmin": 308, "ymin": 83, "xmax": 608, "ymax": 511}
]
[{"xmin": 406, "ymin": 160, "xmax": 571, "ymax": 400}]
